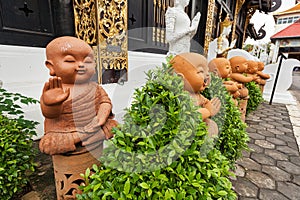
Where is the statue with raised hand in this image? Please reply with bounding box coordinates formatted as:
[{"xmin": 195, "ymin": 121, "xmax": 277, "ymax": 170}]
[{"xmin": 40, "ymin": 36, "xmax": 117, "ymax": 155}]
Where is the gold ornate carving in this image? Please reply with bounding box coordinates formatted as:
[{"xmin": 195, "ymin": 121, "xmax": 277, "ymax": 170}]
[
  {"xmin": 204, "ymin": 0, "xmax": 215, "ymax": 54},
  {"xmin": 73, "ymin": 0, "xmax": 128, "ymax": 84},
  {"xmin": 153, "ymin": 0, "xmax": 173, "ymax": 45},
  {"xmin": 73, "ymin": 0, "xmax": 97, "ymax": 45}
]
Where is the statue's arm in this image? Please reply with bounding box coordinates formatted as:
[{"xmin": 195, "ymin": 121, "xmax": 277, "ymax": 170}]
[
  {"xmin": 230, "ymin": 73, "xmax": 253, "ymax": 83},
  {"xmin": 257, "ymin": 71, "xmax": 270, "ymax": 79},
  {"xmin": 83, "ymin": 86, "xmax": 113, "ymax": 133}
]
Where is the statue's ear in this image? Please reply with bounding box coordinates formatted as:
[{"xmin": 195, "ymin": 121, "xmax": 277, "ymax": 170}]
[
  {"xmin": 176, "ymin": 72, "xmax": 185, "ymax": 79},
  {"xmin": 45, "ymin": 60, "xmax": 56, "ymax": 76}
]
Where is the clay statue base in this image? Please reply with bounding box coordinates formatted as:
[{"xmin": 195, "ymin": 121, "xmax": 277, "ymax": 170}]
[
  {"xmin": 239, "ymin": 99, "xmax": 248, "ymax": 122},
  {"xmin": 52, "ymin": 145, "xmax": 103, "ymax": 200},
  {"xmin": 260, "ymin": 85, "xmax": 264, "ymax": 93}
]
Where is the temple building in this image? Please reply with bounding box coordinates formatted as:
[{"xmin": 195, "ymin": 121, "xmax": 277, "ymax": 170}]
[{"xmin": 271, "ymin": 2, "xmax": 300, "ymax": 61}]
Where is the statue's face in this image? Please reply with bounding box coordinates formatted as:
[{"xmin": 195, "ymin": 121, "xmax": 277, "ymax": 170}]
[
  {"xmin": 172, "ymin": 53, "xmax": 208, "ymax": 93},
  {"xmin": 218, "ymin": 59, "xmax": 232, "ymax": 78},
  {"xmin": 230, "ymin": 56, "xmax": 248, "ymax": 73},
  {"xmin": 257, "ymin": 62, "xmax": 264, "ymax": 71},
  {"xmin": 247, "ymin": 61, "xmax": 258, "ymax": 74},
  {"xmin": 48, "ymin": 38, "xmax": 96, "ymax": 84},
  {"xmin": 209, "ymin": 58, "xmax": 231, "ymax": 79}
]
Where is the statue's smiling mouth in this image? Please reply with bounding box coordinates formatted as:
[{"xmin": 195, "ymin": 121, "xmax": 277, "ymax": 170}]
[{"xmin": 76, "ymin": 69, "xmax": 86, "ymax": 74}]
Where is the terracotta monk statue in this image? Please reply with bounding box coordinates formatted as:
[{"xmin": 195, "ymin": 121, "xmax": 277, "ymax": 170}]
[
  {"xmin": 171, "ymin": 52, "xmax": 221, "ymax": 136},
  {"xmin": 208, "ymin": 57, "xmax": 242, "ymax": 99},
  {"xmin": 165, "ymin": 0, "xmax": 201, "ymax": 55},
  {"xmin": 229, "ymin": 56, "xmax": 253, "ymax": 99},
  {"xmin": 207, "ymin": 15, "xmax": 236, "ymax": 62},
  {"xmin": 256, "ymin": 61, "xmax": 270, "ymax": 92},
  {"xmin": 39, "ymin": 36, "xmax": 117, "ymax": 199},
  {"xmin": 246, "ymin": 60, "xmax": 260, "ymax": 83},
  {"xmin": 40, "ymin": 36, "xmax": 117, "ymax": 155},
  {"xmin": 229, "ymin": 56, "xmax": 253, "ymax": 121}
]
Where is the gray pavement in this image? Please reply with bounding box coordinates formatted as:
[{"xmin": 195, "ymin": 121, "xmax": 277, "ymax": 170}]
[{"xmin": 231, "ymin": 73, "xmax": 300, "ymax": 200}]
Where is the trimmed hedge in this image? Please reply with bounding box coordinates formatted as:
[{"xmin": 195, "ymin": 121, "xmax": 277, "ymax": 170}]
[
  {"xmin": 77, "ymin": 63, "xmax": 236, "ymax": 199},
  {"xmin": 245, "ymin": 81, "xmax": 264, "ymax": 115},
  {"xmin": 0, "ymin": 88, "xmax": 38, "ymax": 199},
  {"xmin": 202, "ymin": 74, "xmax": 249, "ymax": 166}
]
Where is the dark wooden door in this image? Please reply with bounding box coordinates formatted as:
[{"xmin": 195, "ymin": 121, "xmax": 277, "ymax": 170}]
[{"xmin": 0, "ymin": 0, "xmax": 74, "ymax": 47}]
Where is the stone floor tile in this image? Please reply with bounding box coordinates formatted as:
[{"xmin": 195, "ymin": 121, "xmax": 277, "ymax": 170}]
[
  {"xmin": 236, "ymin": 158, "xmax": 261, "ymax": 171},
  {"xmin": 254, "ymin": 140, "xmax": 275, "ymax": 149},
  {"xmin": 259, "ymin": 189, "xmax": 289, "ymax": 200},
  {"xmin": 277, "ymin": 161, "xmax": 300, "ymax": 175},
  {"xmin": 246, "ymin": 127, "xmax": 257, "ymax": 133},
  {"xmin": 290, "ymin": 156, "xmax": 300, "ymax": 167},
  {"xmin": 262, "ymin": 165, "xmax": 292, "ymax": 182},
  {"xmin": 250, "ymin": 153, "xmax": 275, "ymax": 165},
  {"xmin": 258, "ymin": 130, "xmax": 275, "ymax": 137},
  {"xmin": 266, "ymin": 137, "xmax": 287, "ymax": 146},
  {"xmin": 277, "ymin": 182, "xmax": 300, "ymax": 200},
  {"xmin": 250, "ymin": 125, "xmax": 267, "ymax": 131},
  {"xmin": 287, "ymin": 141, "xmax": 299, "ymax": 150},
  {"xmin": 263, "ymin": 117, "xmax": 275, "ymax": 122},
  {"xmin": 248, "ymin": 143, "xmax": 264, "ymax": 154},
  {"xmin": 292, "ymin": 175, "xmax": 300, "ymax": 185},
  {"xmin": 267, "ymin": 128, "xmax": 285, "ymax": 135},
  {"xmin": 242, "ymin": 150, "xmax": 251, "ymax": 158},
  {"xmin": 275, "ymin": 126, "xmax": 293, "ymax": 134},
  {"xmin": 260, "ymin": 123, "xmax": 275, "ymax": 129},
  {"xmin": 276, "ymin": 145, "xmax": 299, "ymax": 156},
  {"xmin": 245, "ymin": 171, "xmax": 275, "ymax": 189},
  {"xmin": 248, "ymin": 132, "xmax": 265, "ymax": 140},
  {"xmin": 234, "ymin": 164, "xmax": 246, "ymax": 178},
  {"xmin": 276, "ymin": 134, "xmax": 297, "ymax": 143},
  {"xmin": 232, "ymin": 177, "xmax": 258, "ymax": 198},
  {"xmin": 264, "ymin": 149, "xmax": 289, "ymax": 161}
]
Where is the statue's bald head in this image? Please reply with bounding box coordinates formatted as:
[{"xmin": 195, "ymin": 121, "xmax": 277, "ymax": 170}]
[
  {"xmin": 46, "ymin": 36, "xmax": 92, "ymax": 60},
  {"xmin": 170, "ymin": 52, "xmax": 208, "ymax": 93}
]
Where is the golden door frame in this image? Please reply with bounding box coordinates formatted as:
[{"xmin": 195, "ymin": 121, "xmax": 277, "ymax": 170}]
[{"xmin": 73, "ymin": 0, "xmax": 128, "ymax": 84}]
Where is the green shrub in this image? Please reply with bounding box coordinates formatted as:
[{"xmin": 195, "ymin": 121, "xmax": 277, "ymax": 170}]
[
  {"xmin": 0, "ymin": 88, "xmax": 38, "ymax": 199},
  {"xmin": 202, "ymin": 74, "xmax": 249, "ymax": 166},
  {"xmin": 245, "ymin": 81, "xmax": 264, "ymax": 115},
  {"xmin": 77, "ymin": 63, "xmax": 236, "ymax": 199}
]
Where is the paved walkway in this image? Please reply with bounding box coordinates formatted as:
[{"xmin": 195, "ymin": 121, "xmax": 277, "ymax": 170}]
[{"xmin": 231, "ymin": 73, "xmax": 300, "ymax": 200}]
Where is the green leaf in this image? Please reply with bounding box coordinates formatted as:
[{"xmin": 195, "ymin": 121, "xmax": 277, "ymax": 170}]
[
  {"xmin": 140, "ymin": 182, "xmax": 149, "ymax": 189},
  {"xmin": 124, "ymin": 178, "xmax": 130, "ymax": 195},
  {"xmin": 217, "ymin": 190, "xmax": 228, "ymax": 196}
]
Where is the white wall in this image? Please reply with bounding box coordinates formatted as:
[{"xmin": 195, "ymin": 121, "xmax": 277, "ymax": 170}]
[{"xmin": 0, "ymin": 45, "xmax": 166, "ymax": 139}]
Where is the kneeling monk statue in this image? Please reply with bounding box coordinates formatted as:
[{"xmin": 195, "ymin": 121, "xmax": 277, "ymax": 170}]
[{"xmin": 170, "ymin": 52, "xmax": 221, "ymax": 136}]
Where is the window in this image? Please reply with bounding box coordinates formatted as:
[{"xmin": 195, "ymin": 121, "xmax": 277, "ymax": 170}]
[
  {"xmin": 293, "ymin": 16, "xmax": 299, "ymax": 22},
  {"xmin": 288, "ymin": 17, "xmax": 293, "ymax": 23},
  {"xmin": 277, "ymin": 18, "xmax": 283, "ymax": 24},
  {"xmin": 282, "ymin": 18, "xmax": 287, "ymax": 24}
]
